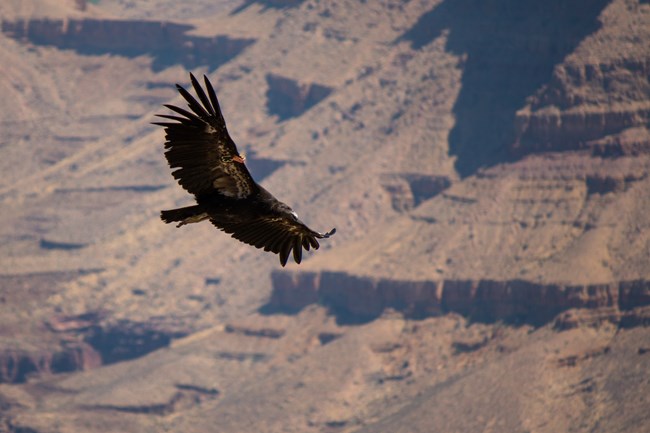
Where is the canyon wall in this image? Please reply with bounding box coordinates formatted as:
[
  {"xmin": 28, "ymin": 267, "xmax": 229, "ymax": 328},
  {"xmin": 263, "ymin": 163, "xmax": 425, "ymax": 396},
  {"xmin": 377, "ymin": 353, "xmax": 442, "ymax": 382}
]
[
  {"xmin": 514, "ymin": 60, "xmax": 650, "ymax": 155},
  {"xmin": 268, "ymin": 270, "xmax": 650, "ymax": 325},
  {"xmin": 0, "ymin": 317, "xmax": 185, "ymax": 383},
  {"xmin": 1, "ymin": 18, "xmax": 255, "ymax": 71}
]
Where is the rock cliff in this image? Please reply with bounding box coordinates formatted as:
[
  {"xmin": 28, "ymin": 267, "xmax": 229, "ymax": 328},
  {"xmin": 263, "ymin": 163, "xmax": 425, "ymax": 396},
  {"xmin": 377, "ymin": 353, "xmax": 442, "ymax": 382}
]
[
  {"xmin": 270, "ymin": 0, "xmax": 650, "ymax": 323},
  {"xmin": 0, "ymin": 313, "xmax": 184, "ymax": 383},
  {"xmin": 269, "ymin": 270, "xmax": 650, "ymax": 325},
  {"xmin": 1, "ymin": 18, "xmax": 255, "ymax": 71}
]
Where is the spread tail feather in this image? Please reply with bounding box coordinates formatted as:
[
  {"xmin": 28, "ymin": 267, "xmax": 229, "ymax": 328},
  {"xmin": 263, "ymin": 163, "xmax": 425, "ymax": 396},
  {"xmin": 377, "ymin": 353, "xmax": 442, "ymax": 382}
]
[{"xmin": 160, "ymin": 205, "xmax": 208, "ymax": 227}]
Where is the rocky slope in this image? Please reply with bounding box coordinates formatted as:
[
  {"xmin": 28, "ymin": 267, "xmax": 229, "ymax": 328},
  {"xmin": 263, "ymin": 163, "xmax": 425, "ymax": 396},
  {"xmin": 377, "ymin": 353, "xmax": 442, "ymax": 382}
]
[
  {"xmin": 272, "ymin": 0, "xmax": 650, "ymax": 321},
  {"xmin": 0, "ymin": 0, "xmax": 649, "ymax": 432}
]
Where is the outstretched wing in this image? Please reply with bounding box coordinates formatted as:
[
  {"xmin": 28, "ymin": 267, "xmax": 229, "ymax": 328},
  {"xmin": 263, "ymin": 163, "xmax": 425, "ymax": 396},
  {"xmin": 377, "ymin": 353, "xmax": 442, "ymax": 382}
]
[
  {"xmin": 154, "ymin": 73, "xmax": 256, "ymax": 199},
  {"xmin": 214, "ymin": 216, "xmax": 336, "ymax": 266}
]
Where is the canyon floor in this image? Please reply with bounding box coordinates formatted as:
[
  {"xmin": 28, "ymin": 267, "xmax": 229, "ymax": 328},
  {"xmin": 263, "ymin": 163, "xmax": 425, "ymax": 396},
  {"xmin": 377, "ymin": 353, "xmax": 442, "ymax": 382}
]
[{"xmin": 1, "ymin": 0, "xmax": 649, "ymax": 432}]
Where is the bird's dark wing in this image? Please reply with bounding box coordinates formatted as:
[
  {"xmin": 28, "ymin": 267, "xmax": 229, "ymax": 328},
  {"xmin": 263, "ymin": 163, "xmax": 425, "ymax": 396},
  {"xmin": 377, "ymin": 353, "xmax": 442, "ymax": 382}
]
[
  {"xmin": 153, "ymin": 73, "xmax": 256, "ymax": 198},
  {"xmin": 213, "ymin": 215, "xmax": 336, "ymax": 266}
]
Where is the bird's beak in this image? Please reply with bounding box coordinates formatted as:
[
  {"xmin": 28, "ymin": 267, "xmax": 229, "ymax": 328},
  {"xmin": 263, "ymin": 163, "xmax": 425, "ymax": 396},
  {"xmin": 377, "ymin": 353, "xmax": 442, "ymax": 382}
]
[{"xmin": 233, "ymin": 154, "xmax": 246, "ymax": 164}]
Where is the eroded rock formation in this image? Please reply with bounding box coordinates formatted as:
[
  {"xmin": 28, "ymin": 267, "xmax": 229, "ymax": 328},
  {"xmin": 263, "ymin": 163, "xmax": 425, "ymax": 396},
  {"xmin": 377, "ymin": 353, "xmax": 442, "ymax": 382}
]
[
  {"xmin": 0, "ymin": 316, "xmax": 186, "ymax": 384},
  {"xmin": 268, "ymin": 270, "xmax": 650, "ymax": 325},
  {"xmin": 1, "ymin": 18, "xmax": 255, "ymax": 71},
  {"xmin": 514, "ymin": 60, "xmax": 650, "ymax": 155}
]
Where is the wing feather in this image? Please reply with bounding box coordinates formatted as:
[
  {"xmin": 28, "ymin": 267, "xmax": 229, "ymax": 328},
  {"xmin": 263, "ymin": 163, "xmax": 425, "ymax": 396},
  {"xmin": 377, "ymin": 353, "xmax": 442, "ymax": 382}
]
[
  {"xmin": 264, "ymin": 230, "xmax": 287, "ymax": 252},
  {"xmin": 153, "ymin": 114, "xmax": 194, "ymax": 126},
  {"xmin": 190, "ymin": 74, "xmax": 216, "ymax": 117},
  {"xmin": 292, "ymin": 236, "xmax": 303, "ymax": 264},
  {"xmin": 204, "ymin": 75, "xmax": 227, "ymax": 127},
  {"xmin": 279, "ymin": 237, "xmax": 292, "ymax": 267},
  {"xmin": 156, "ymin": 74, "xmax": 256, "ymax": 198},
  {"xmin": 308, "ymin": 236, "xmax": 320, "ymax": 250},
  {"xmin": 176, "ymin": 84, "xmax": 211, "ymax": 119},
  {"xmin": 302, "ymin": 236, "xmax": 311, "ymax": 251},
  {"xmin": 209, "ymin": 213, "xmax": 335, "ymax": 266},
  {"xmin": 162, "ymin": 104, "xmax": 201, "ymax": 122}
]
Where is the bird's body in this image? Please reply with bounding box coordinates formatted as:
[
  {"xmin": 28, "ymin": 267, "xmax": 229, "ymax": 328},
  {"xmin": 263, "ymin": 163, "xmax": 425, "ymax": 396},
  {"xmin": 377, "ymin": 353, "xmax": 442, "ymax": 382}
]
[{"xmin": 155, "ymin": 73, "xmax": 335, "ymax": 266}]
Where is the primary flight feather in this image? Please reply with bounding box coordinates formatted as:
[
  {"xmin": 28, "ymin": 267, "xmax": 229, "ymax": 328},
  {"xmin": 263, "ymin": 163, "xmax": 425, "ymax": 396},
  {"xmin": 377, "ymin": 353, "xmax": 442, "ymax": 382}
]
[{"xmin": 154, "ymin": 73, "xmax": 335, "ymax": 266}]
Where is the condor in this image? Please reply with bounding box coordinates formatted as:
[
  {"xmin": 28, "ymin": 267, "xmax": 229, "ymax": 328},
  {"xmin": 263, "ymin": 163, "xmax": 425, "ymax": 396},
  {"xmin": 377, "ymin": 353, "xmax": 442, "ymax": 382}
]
[{"xmin": 154, "ymin": 74, "xmax": 335, "ymax": 266}]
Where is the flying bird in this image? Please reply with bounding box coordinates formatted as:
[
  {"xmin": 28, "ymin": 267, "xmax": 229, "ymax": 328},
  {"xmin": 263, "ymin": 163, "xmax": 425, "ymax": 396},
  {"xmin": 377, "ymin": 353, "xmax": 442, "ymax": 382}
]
[{"xmin": 154, "ymin": 73, "xmax": 335, "ymax": 266}]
